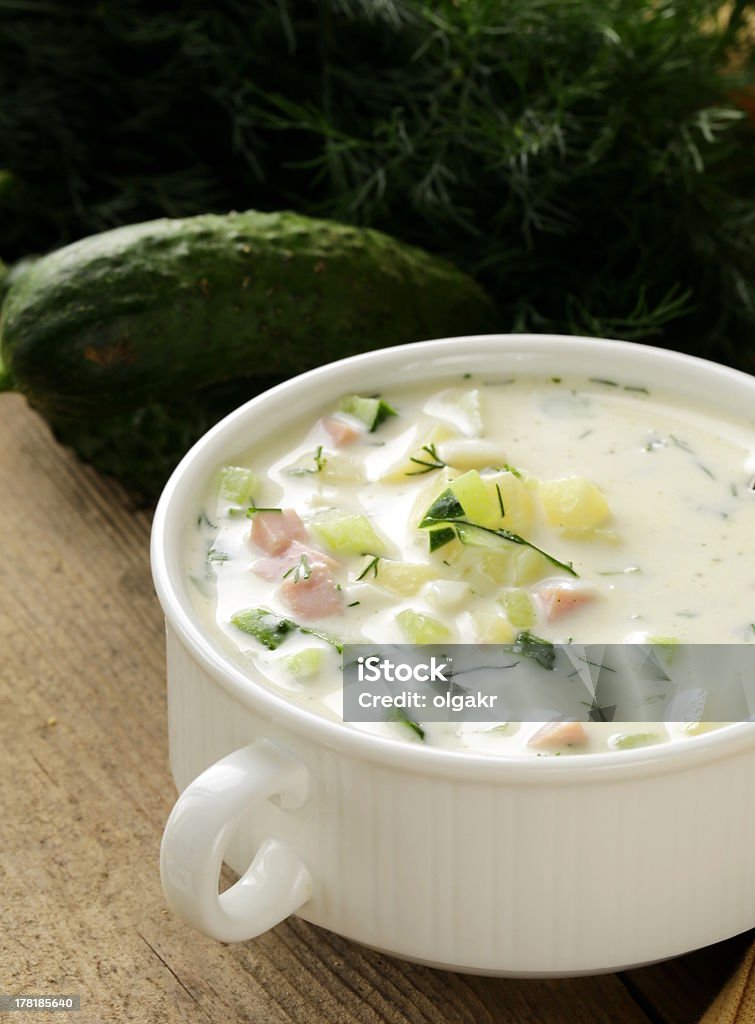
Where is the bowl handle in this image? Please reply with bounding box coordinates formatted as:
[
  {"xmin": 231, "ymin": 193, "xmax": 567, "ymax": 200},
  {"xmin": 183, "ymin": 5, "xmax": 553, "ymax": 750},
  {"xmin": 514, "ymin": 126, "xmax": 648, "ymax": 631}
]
[{"xmin": 160, "ymin": 739, "xmax": 312, "ymax": 941}]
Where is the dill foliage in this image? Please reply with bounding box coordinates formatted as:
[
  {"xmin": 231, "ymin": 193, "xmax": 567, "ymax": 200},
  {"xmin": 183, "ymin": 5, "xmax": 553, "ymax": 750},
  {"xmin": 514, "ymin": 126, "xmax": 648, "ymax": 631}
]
[{"xmin": 1, "ymin": 0, "xmax": 754, "ymax": 368}]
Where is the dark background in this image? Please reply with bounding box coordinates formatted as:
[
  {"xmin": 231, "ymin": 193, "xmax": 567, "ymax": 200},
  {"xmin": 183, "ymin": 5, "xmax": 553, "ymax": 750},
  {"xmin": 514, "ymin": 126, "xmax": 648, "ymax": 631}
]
[{"xmin": 1, "ymin": 0, "xmax": 754, "ymax": 370}]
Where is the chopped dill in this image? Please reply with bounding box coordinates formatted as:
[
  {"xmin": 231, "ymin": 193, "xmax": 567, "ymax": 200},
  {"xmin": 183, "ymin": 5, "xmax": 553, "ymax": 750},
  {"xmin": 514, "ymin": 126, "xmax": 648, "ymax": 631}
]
[
  {"xmin": 406, "ymin": 443, "xmax": 447, "ymax": 476},
  {"xmin": 356, "ymin": 555, "xmax": 380, "ymax": 580}
]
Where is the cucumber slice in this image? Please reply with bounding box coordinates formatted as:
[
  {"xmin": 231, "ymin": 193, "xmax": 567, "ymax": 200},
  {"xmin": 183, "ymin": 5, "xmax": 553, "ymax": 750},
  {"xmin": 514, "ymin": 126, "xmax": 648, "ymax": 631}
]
[
  {"xmin": 610, "ymin": 731, "xmax": 661, "ymax": 750},
  {"xmin": 311, "ymin": 510, "xmax": 387, "ymax": 556},
  {"xmin": 231, "ymin": 608, "xmax": 297, "ymax": 650},
  {"xmin": 396, "ymin": 609, "xmax": 451, "ymax": 643},
  {"xmin": 500, "ymin": 590, "xmax": 536, "ymax": 628},
  {"xmin": 448, "ymin": 470, "xmax": 501, "ymax": 527},
  {"xmin": 339, "ymin": 394, "xmax": 396, "ymax": 431},
  {"xmin": 218, "ymin": 465, "xmax": 257, "ymax": 505},
  {"xmin": 285, "ymin": 647, "xmax": 325, "ymax": 679}
]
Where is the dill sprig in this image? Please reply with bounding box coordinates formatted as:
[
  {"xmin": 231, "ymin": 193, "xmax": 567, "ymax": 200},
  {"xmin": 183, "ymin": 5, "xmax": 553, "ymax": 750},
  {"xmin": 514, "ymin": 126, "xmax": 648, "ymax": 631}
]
[
  {"xmin": 1, "ymin": 1, "xmax": 754, "ymax": 374},
  {"xmin": 405, "ymin": 443, "xmax": 446, "ymax": 475}
]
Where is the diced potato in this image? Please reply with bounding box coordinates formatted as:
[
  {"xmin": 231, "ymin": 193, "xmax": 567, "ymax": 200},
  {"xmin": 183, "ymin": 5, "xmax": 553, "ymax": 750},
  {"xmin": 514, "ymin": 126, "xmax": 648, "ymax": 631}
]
[
  {"xmin": 283, "ymin": 450, "xmax": 365, "ymax": 482},
  {"xmin": 469, "ymin": 610, "xmax": 516, "ymax": 644},
  {"xmin": 539, "ymin": 476, "xmax": 611, "ymax": 534},
  {"xmin": 285, "ymin": 647, "xmax": 325, "ymax": 679},
  {"xmin": 436, "ymin": 440, "xmax": 507, "ymax": 471},
  {"xmin": 424, "ymin": 387, "xmax": 484, "ymax": 437},
  {"xmin": 423, "ymin": 579, "xmax": 471, "ymax": 610},
  {"xmin": 310, "ymin": 511, "xmax": 386, "ymax": 556},
  {"xmin": 218, "ymin": 465, "xmax": 257, "ymax": 505},
  {"xmin": 499, "ymin": 590, "xmax": 536, "ymax": 628},
  {"xmin": 449, "ymin": 470, "xmax": 501, "ymax": 527},
  {"xmin": 320, "ymin": 453, "xmax": 366, "ymax": 482},
  {"xmin": 483, "ymin": 470, "xmax": 534, "ymax": 535},
  {"xmin": 396, "ymin": 609, "xmax": 451, "ymax": 643},
  {"xmin": 371, "ymin": 560, "xmax": 437, "ymax": 596}
]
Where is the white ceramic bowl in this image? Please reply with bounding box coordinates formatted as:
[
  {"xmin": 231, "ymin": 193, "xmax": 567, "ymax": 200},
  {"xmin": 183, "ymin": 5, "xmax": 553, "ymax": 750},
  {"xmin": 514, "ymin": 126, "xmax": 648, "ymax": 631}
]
[{"xmin": 151, "ymin": 334, "xmax": 755, "ymax": 976}]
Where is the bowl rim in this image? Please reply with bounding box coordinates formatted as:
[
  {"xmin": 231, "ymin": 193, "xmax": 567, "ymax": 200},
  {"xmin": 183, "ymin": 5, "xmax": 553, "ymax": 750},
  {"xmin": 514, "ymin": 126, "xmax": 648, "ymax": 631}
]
[{"xmin": 151, "ymin": 333, "xmax": 755, "ymax": 784}]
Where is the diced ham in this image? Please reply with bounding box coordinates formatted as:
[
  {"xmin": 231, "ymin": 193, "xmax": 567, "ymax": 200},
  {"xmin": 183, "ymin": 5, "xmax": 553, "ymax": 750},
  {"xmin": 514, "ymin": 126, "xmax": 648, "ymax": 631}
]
[
  {"xmin": 251, "ymin": 542, "xmax": 338, "ymax": 582},
  {"xmin": 536, "ymin": 584, "xmax": 597, "ymax": 622},
  {"xmin": 249, "ymin": 509, "xmax": 308, "ymax": 555},
  {"xmin": 528, "ymin": 721, "xmax": 588, "ymax": 750},
  {"xmin": 279, "ymin": 563, "xmax": 343, "ymax": 620},
  {"xmin": 322, "ymin": 416, "xmax": 363, "ymax": 447}
]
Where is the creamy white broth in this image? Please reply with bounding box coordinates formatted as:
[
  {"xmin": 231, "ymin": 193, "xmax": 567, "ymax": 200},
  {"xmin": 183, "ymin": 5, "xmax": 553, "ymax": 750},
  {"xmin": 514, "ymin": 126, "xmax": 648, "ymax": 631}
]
[{"xmin": 185, "ymin": 375, "xmax": 755, "ymax": 756}]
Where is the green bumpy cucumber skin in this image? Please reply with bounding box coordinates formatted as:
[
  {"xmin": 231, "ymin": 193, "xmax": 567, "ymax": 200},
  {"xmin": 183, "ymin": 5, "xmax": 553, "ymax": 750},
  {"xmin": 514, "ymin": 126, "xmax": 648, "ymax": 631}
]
[{"xmin": 0, "ymin": 210, "xmax": 499, "ymax": 420}]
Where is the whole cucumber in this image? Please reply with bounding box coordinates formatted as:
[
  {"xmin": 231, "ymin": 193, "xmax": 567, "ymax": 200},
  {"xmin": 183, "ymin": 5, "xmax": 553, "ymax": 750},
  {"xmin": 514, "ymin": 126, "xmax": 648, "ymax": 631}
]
[{"xmin": 0, "ymin": 210, "xmax": 498, "ymax": 421}]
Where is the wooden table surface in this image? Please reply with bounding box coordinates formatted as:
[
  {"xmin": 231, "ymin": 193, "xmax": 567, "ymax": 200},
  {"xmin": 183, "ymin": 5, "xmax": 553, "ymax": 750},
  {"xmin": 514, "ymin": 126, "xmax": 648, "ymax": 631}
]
[{"xmin": 2, "ymin": 393, "xmax": 752, "ymax": 1024}]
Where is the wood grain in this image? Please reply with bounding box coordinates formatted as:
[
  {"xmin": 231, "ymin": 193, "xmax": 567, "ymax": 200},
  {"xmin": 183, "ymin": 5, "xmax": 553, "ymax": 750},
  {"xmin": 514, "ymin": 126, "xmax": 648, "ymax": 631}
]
[{"xmin": 0, "ymin": 394, "xmax": 750, "ymax": 1024}]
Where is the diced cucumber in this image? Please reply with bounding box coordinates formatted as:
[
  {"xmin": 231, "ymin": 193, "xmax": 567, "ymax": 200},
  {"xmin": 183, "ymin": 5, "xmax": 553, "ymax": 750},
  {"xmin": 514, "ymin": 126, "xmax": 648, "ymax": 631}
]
[
  {"xmin": 539, "ymin": 476, "xmax": 611, "ymax": 534},
  {"xmin": 610, "ymin": 731, "xmax": 661, "ymax": 750},
  {"xmin": 339, "ymin": 394, "xmax": 396, "ymax": 431},
  {"xmin": 218, "ymin": 465, "xmax": 257, "ymax": 505},
  {"xmin": 310, "ymin": 510, "xmax": 386, "ymax": 556},
  {"xmin": 499, "ymin": 590, "xmax": 536, "ymax": 628},
  {"xmin": 470, "ymin": 610, "xmax": 516, "ymax": 644},
  {"xmin": 648, "ymin": 635, "xmax": 679, "ymax": 665},
  {"xmin": 448, "ymin": 470, "xmax": 501, "ymax": 527},
  {"xmin": 231, "ymin": 608, "xmax": 297, "ymax": 650},
  {"xmin": 396, "ymin": 609, "xmax": 451, "ymax": 643},
  {"xmin": 285, "ymin": 647, "xmax": 325, "ymax": 679},
  {"xmin": 480, "ymin": 546, "xmax": 555, "ymax": 586}
]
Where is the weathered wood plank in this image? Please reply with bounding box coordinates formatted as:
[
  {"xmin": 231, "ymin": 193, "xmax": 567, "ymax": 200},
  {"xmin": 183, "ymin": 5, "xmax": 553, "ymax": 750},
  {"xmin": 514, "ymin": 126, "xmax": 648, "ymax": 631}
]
[{"xmin": 0, "ymin": 396, "xmax": 741, "ymax": 1024}]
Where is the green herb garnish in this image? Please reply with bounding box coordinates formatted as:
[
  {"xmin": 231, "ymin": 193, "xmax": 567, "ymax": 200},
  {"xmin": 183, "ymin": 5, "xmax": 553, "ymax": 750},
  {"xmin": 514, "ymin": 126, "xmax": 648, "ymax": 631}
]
[
  {"xmin": 246, "ymin": 503, "xmax": 283, "ymax": 516},
  {"xmin": 285, "ymin": 445, "xmax": 327, "ymax": 476},
  {"xmin": 405, "ymin": 443, "xmax": 447, "ymax": 476},
  {"xmin": 420, "ymin": 488, "xmax": 578, "ymax": 577},
  {"xmin": 282, "ymin": 553, "xmax": 312, "ymax": 583},
  {"xmin": 356, "ymin": 554, "xmax": 381, "ymax": 580},
  {"xmin": 495, "ymin": 482, "xmax": 505, "ymax": 517}
]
